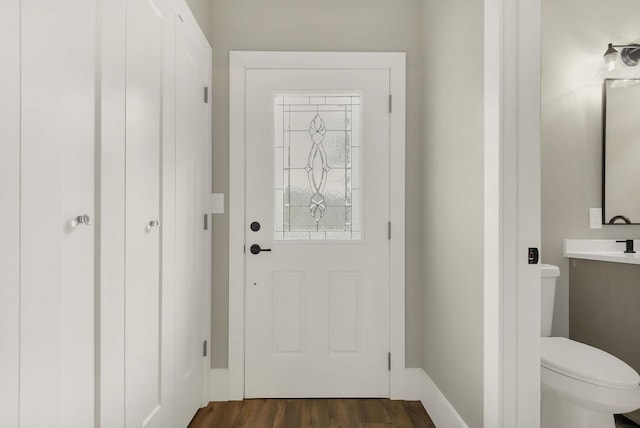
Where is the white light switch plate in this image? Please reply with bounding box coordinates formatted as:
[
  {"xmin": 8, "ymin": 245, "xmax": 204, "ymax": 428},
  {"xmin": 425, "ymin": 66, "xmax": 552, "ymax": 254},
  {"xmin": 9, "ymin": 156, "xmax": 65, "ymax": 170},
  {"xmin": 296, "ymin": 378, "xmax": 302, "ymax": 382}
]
[
  {"xmin": 212, "ymin": 193, "xmax": 224, "ymax": 214},
  {"xmin": 589, "ymin": 208, "xmax": 602, "ymax": 229}
]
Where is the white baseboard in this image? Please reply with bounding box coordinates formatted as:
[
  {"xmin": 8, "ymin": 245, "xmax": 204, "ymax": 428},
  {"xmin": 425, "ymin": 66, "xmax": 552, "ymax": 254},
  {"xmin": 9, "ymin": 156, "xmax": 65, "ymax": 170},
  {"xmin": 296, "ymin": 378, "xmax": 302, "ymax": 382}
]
[
  {"xmin": 417, "ymin": 368, "xmax": 468, "ymax": 428},
  {"xmin": 208, "ymin": 365, "xmax": 466, "ymax": 428},
  {"xmin": 208, "ymin": 369, "xmax": 229, "ymax": 402},
  {"xmin": 210, "ymin": 368, "xmax": 421, "ymax": 402},
  {"xmin": 400, "ymin": 368, "xmax": 423, "ymax": 400}
]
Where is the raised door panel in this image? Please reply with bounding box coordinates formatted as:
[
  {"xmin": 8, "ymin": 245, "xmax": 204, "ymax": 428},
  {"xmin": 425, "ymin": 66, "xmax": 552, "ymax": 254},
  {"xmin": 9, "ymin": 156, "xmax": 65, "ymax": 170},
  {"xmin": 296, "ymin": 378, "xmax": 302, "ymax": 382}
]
[
  {"xmin": 125, "ymin": 0, "xmax": 173, "ymax": 426},
  {"xmin": 20, "ymin": 0, "xmax": 97, "ymax": 427},
  {"xmin": 272, "ymin": 272, "xmax": 305, "ymax": 354},
  {"xmin": 329, "ymin": 272, "xmax": 361, "ymax": 355},
  {"xmin": 174, "ymin": 17, "xmax": 209, "ymax": 426},
  {"xmin": 0, "ymin": 1, "xmax": 20, "ymax": 427}
]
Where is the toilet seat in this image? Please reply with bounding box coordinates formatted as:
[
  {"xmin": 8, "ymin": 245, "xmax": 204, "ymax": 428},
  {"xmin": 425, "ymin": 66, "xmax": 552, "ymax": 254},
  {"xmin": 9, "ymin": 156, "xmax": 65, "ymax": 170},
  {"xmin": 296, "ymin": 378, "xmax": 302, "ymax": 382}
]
[{"xmin": 541, "ymin": 337, "xmax": 640, "ymax": 389}]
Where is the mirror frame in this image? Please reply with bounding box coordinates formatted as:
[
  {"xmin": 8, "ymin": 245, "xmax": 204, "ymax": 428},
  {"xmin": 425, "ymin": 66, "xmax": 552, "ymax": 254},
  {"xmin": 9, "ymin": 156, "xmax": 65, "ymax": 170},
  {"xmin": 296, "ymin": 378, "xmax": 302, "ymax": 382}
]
[{"xmin": 602, "ymin": 78, "xmax": 640, "ymax": 225}]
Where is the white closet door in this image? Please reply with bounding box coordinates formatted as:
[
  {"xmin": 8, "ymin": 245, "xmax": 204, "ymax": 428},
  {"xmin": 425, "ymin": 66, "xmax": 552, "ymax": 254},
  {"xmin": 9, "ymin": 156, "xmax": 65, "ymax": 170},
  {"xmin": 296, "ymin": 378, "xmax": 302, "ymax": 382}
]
[
  {"xmin": 197, "ymin": 37, "xmax": 213, "ymax": 411},
  {"xmin": 125, "ymin": 0, "xmax": 174, "ymax": 426},
  {"xmin": 174, "ymin": 17, "xmax": 209, "ymax": 426},
  {"xmin": 0, "ymin": 1, "xmax": 20, "ymax": 427},
  {"xmin": 20, "ymin": 0, "xmax": 97, "ymax": 427}
]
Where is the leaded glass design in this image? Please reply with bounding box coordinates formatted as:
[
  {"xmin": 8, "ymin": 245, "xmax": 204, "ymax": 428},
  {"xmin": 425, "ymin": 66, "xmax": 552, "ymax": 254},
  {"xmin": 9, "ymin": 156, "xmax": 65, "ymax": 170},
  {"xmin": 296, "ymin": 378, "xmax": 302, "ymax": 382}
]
[{"xmin": 274, "ymin": 94, "xmax": 361, "ymax": 240}]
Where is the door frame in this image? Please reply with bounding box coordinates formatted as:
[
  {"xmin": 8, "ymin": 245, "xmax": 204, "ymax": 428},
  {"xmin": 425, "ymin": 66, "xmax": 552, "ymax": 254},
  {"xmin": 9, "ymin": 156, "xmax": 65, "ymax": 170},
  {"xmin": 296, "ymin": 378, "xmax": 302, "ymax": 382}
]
[
  {"xmin": 228, "ymin": 51, "xmax": 407, "ymax": 400},
  {"xmin": 484, "ymin": 0, "xmax": 541, "ymax": 426}
]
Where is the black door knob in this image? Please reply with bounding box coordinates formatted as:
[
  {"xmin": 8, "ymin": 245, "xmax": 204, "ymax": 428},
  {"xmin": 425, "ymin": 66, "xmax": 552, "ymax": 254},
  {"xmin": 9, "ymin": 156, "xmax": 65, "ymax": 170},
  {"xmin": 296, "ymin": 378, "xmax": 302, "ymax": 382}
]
[
  {"xmin": 250, "ymin": 221, "xmax": 261, "ymax": 232},
  {"xmin": 250, "ymin": 244, "xmax": 272, "ymax": 255}
]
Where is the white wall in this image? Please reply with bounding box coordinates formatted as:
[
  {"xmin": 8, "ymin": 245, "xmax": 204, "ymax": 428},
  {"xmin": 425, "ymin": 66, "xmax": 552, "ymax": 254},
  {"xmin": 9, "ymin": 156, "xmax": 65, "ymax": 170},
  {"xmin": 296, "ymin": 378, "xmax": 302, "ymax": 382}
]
[
  {"xmin": 421, "ymin": 0, "xmax": 484, "ymax": 427},
  {"xmin": 541, "ymin": 0, "xmax": 640, "ymax": 338},
  {"xmin": 208, "ymin": 0, "xmax": 425, "ymax": 369}
]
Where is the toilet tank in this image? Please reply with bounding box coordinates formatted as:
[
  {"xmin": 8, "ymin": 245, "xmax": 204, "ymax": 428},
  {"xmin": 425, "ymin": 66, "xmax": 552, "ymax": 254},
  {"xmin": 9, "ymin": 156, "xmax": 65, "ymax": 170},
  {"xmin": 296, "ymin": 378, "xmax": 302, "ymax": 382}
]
[{"xmin": 540, "ymin": 264, "xmax": 560, "ymax": 337}]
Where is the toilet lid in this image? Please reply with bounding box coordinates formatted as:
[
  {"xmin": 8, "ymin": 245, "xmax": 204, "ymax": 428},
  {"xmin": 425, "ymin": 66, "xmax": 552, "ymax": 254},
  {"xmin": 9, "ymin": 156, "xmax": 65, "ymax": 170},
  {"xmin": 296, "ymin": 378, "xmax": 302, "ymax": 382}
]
[{"xmin": 541, "ymin": 337, "xmax": 640, "ymax": 389}]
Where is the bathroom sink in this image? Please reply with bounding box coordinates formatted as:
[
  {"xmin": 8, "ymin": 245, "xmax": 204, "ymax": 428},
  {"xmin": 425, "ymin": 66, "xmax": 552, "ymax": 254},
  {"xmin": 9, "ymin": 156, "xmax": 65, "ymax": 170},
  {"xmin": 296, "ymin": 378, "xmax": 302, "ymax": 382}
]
[{"xmin": 564, "ymin": 239, "xmax": 640, "ymax": 265}]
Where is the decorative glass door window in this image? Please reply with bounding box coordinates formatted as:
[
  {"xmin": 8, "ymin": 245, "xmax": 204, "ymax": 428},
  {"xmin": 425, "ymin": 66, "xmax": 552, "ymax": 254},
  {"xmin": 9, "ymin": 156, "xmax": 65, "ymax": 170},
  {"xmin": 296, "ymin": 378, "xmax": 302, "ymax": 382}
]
[{"xmin": 274, "ymin": 94, "xmax": 362, "ymax": 240}]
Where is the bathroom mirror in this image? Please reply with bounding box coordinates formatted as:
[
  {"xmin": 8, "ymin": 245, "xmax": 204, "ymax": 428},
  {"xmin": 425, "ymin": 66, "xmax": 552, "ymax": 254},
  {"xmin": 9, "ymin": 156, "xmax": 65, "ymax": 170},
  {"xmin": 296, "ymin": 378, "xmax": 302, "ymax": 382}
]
[{"xmin": 603, "ymin": 78, "xmax": 640, "ymax": 224}]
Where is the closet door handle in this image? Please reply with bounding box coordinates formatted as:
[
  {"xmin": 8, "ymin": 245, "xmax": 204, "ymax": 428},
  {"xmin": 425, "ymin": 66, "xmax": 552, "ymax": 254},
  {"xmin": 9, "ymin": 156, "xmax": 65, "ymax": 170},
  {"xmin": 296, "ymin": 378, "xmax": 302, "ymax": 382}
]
[
  {"xmin": 71, "ymin": 214, "xmax": 92, "ymax": 227},
  {"xmin": 146, "ymin": 219, "xmax": 160, "ymax": 231}
]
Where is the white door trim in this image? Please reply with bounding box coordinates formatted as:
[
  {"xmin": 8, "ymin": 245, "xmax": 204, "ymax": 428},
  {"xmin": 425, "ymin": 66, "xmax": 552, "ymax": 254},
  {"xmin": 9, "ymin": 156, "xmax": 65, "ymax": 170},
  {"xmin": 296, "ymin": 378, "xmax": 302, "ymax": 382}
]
[
  {"xmin": 229, "ymin": 51, "xmax": 406, "ymax": 400},
  {"xmin": 484, "ymin": 0, "xmax": 541, "ymax": 426}
]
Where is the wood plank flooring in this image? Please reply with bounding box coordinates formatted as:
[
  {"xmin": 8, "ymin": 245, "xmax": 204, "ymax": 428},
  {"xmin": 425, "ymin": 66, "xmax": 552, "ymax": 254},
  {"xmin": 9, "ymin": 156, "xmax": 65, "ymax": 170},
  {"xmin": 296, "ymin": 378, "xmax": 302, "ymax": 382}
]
[{"xmin": 188, "ymin": 399, "xmax": 436, "ymax": 428}]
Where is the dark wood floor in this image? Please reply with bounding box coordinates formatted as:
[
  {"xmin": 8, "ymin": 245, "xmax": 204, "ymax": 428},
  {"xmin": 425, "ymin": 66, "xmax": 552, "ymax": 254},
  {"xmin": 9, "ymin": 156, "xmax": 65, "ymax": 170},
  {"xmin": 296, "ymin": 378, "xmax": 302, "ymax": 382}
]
[{"xmin": 189, "ymin": 399, "xmax": 436, "ymax": 428}]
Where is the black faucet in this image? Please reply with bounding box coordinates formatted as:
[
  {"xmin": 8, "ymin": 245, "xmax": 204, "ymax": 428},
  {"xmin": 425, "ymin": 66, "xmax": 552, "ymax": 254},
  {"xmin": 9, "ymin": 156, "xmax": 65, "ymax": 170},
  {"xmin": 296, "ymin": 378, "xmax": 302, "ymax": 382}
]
[
  {"xmin": 616, "ymin": 239, "xmax": 636, "ymax": 254},
  {"xmin": 609, "ymin": 215, "xmax": 632, "ymax": 224}
]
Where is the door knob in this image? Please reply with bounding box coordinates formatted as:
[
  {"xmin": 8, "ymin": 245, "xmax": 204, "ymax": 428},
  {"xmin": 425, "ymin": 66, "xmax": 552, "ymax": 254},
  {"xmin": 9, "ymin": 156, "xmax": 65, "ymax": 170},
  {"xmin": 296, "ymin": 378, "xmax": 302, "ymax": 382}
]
[
  {"xmin": 71, "ymin": 214, "xmax": 92, "ymax": 227},
  {"xmin": 250, "ymin": 244, "xmax": 271, "ymax": 255},
  {"xmin": 250, "ymin": 221, "xmax": 261, "ymax": 232},
  {"xmin": 146, "ymin": 219, "xmax": 160, "ymax": 231}
]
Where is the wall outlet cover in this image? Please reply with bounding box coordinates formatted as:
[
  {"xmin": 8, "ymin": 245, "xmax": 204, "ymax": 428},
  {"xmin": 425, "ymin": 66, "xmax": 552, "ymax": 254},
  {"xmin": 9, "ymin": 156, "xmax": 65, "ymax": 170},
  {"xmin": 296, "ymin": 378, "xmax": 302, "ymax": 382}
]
[
  {"xmin": 589, "ymin": 208, "xmax": 602, "ymax": 229},
  {"xmin": 212, "ymin": 193, "xmax": 224, "ymax": 214}
]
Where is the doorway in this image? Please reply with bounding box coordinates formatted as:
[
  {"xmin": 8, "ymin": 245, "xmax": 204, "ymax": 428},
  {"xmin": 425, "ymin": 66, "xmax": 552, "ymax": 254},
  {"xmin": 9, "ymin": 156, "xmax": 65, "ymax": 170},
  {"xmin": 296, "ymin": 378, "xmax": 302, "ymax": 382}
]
[{"xmin": 228, "ymin": 51, "xmax": 407, "ymax": 399}]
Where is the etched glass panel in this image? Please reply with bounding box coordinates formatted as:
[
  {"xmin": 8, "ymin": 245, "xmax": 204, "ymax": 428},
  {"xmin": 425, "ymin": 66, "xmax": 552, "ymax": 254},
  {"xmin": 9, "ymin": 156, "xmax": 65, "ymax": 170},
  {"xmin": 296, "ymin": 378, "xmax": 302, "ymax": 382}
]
[{"xmin": 274, "ymin": 94, "xmax": 362, "ymax": 240}]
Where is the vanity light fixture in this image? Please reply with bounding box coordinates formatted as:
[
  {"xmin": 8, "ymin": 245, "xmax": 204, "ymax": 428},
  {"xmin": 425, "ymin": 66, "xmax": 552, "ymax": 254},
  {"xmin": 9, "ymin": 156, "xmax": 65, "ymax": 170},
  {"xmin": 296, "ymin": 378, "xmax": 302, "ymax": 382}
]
[{"xmin": 604, "ymin": 43, "xmax": 640, "ymax": 67}]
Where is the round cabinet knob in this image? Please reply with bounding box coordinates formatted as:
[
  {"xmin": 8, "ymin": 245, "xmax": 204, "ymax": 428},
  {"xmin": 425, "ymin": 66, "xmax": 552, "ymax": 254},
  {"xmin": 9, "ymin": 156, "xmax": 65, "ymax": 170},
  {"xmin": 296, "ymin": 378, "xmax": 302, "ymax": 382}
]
[{"xmin": 146, "ymin": 219, "xmax": 160, "ymax": 231}]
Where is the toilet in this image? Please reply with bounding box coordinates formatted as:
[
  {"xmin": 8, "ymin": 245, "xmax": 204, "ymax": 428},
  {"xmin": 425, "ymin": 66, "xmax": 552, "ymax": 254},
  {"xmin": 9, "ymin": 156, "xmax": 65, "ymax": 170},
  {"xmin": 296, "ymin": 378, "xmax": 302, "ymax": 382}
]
[{"xmin": 540, "ymin": 264, "xmax": 640, "ymax": 428}]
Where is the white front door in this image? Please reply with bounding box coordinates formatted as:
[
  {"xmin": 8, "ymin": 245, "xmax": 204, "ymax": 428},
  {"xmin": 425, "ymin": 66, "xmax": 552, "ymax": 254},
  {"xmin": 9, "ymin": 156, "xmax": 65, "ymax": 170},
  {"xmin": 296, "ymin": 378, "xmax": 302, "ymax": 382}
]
[{"xmin": 244, "ymin": 68, "xmax": 391, "ymax": 397}]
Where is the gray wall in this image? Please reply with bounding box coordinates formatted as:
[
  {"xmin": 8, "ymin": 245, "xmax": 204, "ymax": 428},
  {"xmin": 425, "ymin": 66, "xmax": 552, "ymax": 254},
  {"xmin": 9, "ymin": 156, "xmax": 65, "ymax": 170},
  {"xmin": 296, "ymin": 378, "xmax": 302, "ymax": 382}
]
[
  {"xmin": 541, "ymin": 0, "xmax": 640, "ymax": 338},
  {"xmin": 421, "ymin": 1, "xmax": 484, "ymax": 427},
  {"xmin": 185, "ymin": 0, "xmax": 211, "ymax": 43},
  {"xmin": 208, "ymin": 0, "xmax": 425, "ymax": 369}
]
